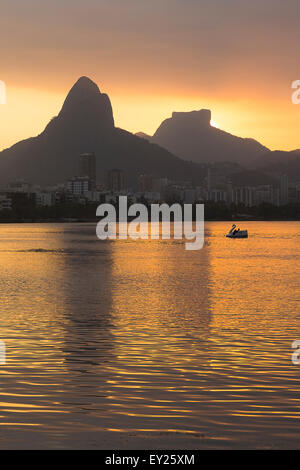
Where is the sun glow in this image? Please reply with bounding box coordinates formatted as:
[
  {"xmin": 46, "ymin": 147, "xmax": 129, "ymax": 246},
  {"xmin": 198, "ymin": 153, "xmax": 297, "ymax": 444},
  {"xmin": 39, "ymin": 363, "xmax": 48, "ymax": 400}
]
[{"xmin": 210, "ymin": 120, "xmax": 219, "ymax": 128}]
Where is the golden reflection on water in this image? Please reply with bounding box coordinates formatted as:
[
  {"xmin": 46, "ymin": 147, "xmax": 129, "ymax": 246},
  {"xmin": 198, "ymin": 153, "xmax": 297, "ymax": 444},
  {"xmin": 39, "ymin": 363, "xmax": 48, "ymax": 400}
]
[{"xmin": 0, "ymin": 222, "xmax": 299, "ymax": 448}]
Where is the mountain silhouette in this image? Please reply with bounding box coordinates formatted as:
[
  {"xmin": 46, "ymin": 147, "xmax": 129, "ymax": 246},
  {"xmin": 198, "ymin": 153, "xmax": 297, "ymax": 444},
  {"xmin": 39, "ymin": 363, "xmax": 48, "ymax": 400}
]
[
  {"xmin": 253, "ymin": 149, "xmax": 300, "ymax": 182},
  {"xmin": 148, "ymin": 110, "xmax": 268, "ymax": 165},
  {"xmin": 135, "ymin": 132, "xmax": 152, "ymax": 140},
  {"xmin": 0, "ymin": 77, "xmax": 207, "ymax": 186}
]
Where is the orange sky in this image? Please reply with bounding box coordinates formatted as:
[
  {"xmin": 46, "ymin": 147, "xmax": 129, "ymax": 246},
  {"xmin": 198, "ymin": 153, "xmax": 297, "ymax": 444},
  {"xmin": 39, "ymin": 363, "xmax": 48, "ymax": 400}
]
[{"xmin": 0, "ymin": 0, "xmax": 299, "ymax": 152}]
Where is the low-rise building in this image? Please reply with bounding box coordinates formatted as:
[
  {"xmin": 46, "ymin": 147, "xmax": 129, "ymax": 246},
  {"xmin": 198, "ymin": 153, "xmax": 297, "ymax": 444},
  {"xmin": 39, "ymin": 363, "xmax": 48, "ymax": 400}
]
[
  {"xmin": 108, "ymin": 169, "xmax": 124, "ymax": 192},
  {"xmin": 233, "ymin": 186, "xmax": 255, "ymax": 206},
  {"xmin": 35, "ymin": 192, "xmax": 54, "ymax": 207},
  {"xmin": 0, "ymin": 195, "xmax": 12, "ymax": 211},
  {"xmin": 138, "ymin": 175, "xmax": 153, "ymax": 193},
  {"xmin": 254, "ymin": 185, "xmax": 274, "ymax": 205},
  {"xmin": 67, "ymin": 176, "xmax": 90, "ymax": 195},
  {"xmin": 208, "ymin": 189, "xmax": 228, "ymax": 203}
]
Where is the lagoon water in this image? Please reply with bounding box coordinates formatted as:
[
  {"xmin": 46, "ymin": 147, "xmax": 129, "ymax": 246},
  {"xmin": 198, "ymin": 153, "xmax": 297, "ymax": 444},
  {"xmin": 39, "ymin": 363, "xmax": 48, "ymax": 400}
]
[{"xmin": 0, "ymin": 221, "xmax": 299, "ymax": 449}]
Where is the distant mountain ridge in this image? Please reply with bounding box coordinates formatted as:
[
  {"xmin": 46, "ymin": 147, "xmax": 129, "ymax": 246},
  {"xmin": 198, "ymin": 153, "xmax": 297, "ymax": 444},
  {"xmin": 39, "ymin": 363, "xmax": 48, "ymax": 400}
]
[
  {"xmin": 254, "ymin": 150, "xmax": 300, "ymax": 182},
  {"xmin": 0, "ymin": 77, "xmax": 208, "ymax": 186},
  {"xmin": 135, "ymin": 132, "xmax": 152, "ymax": 140},
  {"xmin": 1, "ymin": 77, "xmax": 299, "ymax": 187},
  {"xmin": 138, "ymin": 111, "xmax": 300, "ymax": 183},
  {"xmin": 147, "ymin": 109, "xmax": 269, "ymax": 166}
]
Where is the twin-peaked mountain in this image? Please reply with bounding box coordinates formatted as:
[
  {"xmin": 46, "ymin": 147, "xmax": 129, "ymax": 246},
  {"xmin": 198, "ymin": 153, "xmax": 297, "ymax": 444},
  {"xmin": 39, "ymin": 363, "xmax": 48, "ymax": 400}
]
[
  {"xmin": 0, "ymin": 77, "xmax": 207, "ymax": 186},
  {"xmin": 0, "ymin": 76, "xmax": 298, "ymax": 187}
]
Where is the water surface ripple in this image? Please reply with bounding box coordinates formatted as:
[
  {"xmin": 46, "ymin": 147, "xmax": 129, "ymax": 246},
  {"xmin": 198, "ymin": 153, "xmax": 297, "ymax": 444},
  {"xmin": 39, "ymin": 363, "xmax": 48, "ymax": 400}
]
[{"xmin": 0, "ymin": 221, "xmax": 299, "ymax": 449}]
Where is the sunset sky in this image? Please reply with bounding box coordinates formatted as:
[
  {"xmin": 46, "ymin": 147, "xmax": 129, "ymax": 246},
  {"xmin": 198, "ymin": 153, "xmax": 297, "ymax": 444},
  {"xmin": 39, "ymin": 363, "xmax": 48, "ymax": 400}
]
[{"xmin": 0, "ymin": 0, "xmax": 299, "ymax": 152}]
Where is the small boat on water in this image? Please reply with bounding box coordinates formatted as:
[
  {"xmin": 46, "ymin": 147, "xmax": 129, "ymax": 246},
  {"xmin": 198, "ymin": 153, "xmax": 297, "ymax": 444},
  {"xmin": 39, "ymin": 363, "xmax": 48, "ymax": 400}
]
[{"xmin": 226, "ymin": 224, "xmax": 248, "ymax": 239}]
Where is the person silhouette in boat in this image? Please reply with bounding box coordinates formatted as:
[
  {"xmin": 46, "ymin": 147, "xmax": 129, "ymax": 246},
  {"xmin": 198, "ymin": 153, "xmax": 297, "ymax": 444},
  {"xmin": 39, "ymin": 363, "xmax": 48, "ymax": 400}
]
[{"xmin": 232, "ymin": 226, "xmax": 240, "ymax": 236}]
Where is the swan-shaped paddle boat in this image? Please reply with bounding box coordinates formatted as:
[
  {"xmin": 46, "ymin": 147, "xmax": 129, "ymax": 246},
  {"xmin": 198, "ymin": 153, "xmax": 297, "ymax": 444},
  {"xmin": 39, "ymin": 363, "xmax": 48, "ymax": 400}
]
[{"xmin": 226, "ymin": 224, "xmax": 248, "ymax": 238}]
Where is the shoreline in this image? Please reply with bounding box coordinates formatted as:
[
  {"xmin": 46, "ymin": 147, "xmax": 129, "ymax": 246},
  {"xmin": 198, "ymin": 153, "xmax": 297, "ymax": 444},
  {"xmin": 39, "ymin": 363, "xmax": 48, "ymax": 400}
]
[{"xmin": 0, "ymin": 218, "xmax": 299, "ymax": 224}]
